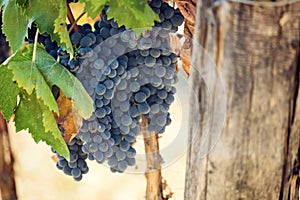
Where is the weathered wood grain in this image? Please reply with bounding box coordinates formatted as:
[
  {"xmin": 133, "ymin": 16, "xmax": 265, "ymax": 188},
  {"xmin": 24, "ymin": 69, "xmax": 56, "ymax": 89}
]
[
  {"xmin": 0, "ymin": 114, "xmax": 17, "ymax": 200},
  {"xmin": 185, "ymin": 0, "xmax": 300, "ymax": 199}
]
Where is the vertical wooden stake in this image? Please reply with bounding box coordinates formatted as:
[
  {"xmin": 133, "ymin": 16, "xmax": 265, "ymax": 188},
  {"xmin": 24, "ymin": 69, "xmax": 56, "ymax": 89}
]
[
  {"xmin": 0, "ymin": 114, "xmax": 17, "ymax": 200},
  {"xmin": 141, "ymin": 116, "xmax": 164, "ymax": 200}
]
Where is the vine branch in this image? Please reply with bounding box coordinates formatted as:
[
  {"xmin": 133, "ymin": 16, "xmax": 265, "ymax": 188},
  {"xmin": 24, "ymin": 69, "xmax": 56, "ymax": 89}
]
[
  {"xmin": 66, "ymin": 0, "xmax": 80, "ymax": 32},
  {"xmin": 69, "ymin": 12, "xmax": 86, "ymax": 34}
]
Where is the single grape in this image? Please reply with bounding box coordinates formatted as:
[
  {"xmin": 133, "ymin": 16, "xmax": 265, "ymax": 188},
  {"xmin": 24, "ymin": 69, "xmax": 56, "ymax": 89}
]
[
  {"xmin": 134, "ymin": 92, "xmax": 147, "ymax": 103},
  {"xmin": 155, "ymin": 66, "xmax": 167, "ymax": 77},
  {"xmin": 96, "ymin": 83, "xmax": 106, "ymax": 95},
  {"xmin": 94, "ymin": 150, "xmax": 104, "ymax": 162},
  {"xmin": 93, "ymin": 58, "xmax": 105, "ymax": 69},
  {"xmin": 71, "ymin": 168, "xmax": 82, "ymax": 178},
  {"xmin": 163, "ymin": 7, "xmax": 175, "ymax": 19},
  {"xmin": 108, "ymin": 156, "xmax": 118, "ymax": 167},
  {"xmin": 145, "ymin": 56, "xmax": 156, "ymax": 67},
  {"xmin": 170, "ymin": 13, "xmax": 184, "ymax": 27},
  {"xmin": 129, "ymin": 81, "xmax": 140, "ymax": 92},
  {"xmin": 99, "ymin": 142, "xmax": 109, "ymax": 152},
  {"xmin": 121, "ymin": 115, "xmax": 133, "ymax": 126},
  {"xmin": 100, "ymin": 26, "xmax": 110, "ymax": 38},
  {"xmin": 156, "ymin": 115, "xmax": 167, "ymax": 126},
  {"xmin": 117, "ymin": 160, "xmax": 128, "ymax": 171},
  {"xmin": 80, "ymin": 36, "xmax": 93, "ymax": 47},
  {"xmin": 116, "ymin": 150, "xmax": 126, "ymax": 161},
  {"xmin": 126, "ymin": 157, "xmax": 136, "ymax": 166},
  {"xmin": 71, "ymin": 32, "xmax": 82, "ymax": 45},
  {"xmin": 138, "ymin": 102, "xmax": 151, "ymax": 114}
]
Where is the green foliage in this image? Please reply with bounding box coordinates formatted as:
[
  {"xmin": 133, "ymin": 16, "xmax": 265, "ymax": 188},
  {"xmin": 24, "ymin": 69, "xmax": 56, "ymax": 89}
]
[
  {"xmin": 81, "ymin": 0, "xmax": 159, "ymax": 35},
  {"xmin": 15, "ymin": 0, "xmax": 26, "ymax": 6},
  {"xmin": 54, "ymin": 1, "xmax": 74, "ymax": 55},
  {"xmin": 32, "ymin": 45, "xmax": 94, "ymax": 119},
  {"xmin": 14, "ymin": 91, "xmax": 69, "ymax": 159},
  {"xmin": 0, "ymin": 45, "xmax": 94, "ymax": 158},
  {"xmin": 107, "ymin": 0, "xmax": 159, "ymax": 34},
  {"xmin": 2, "ymin": 0, "xmax": 30, "ymax": 52},
  {"xmin": 0, "ymin": 63, "xmax": 69, "ymax": 158},
  {"xmin": 1, "ymin": 0, "xmax": 158, "ymax": 53},
  {"xmin": 25, "ymin": 0, "xmax": 73, "ymax": 54},
  {"xmin": 7, "ymin": 49, "xmax": 59, "ymax": 113},
  {"xmin": 80, "ymin": 0, "xmax": 106, "ymax": 19},
  {"xmin": 0, "ymin": 66, "xmax": 20, "ymax": 120}
]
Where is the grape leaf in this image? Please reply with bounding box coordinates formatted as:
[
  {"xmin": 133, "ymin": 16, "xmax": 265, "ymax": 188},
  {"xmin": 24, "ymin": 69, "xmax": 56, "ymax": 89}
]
[
  {"xmin": 80, "ymin": 0, "xmax": 106, "ymax": 19},
  {"xmin": 0, "ymin": 65, "xmax": 20, "ymax": 120},
  {"xmin": 6, "ymin": 50, "xmax": 59, "ymax": 113},
  {"xmin": 6, "ymin": 44, "xmax": 93, "ymax": 119},
  {"xmin": 81, "ymin": 0, "xmax": 159, "ymax": 34},
  {"xmin": 16, "ymin": 0, "xmax": 27, "ymax": 7},
  {"xmin": 107, "ymin": 0, "xmax": 159, "ymax": 34},
  {"xmin": 2, "ymin": 0, "xmax": 30, "ymax": 52},
  {"xmin": 54, "ymin": 1, "xmax": 73, "ymax": 55},
  {"xmin": 27, "ymin": 45, "xmax": 93, "ymax": 119},
  {"xmin": 14, "ymin": 91, "xmax": 69, "ymax": 159},
  {"xmin": 25, "ymin": 0, "xmax": 59, "ymax": 35},
  {"xmin": 54, "ymin": 91, "xmax": 83, "ymax": 143},
  {"xmin": 25, "ymin": 0, "xmax": 72, "ymax": 54}
]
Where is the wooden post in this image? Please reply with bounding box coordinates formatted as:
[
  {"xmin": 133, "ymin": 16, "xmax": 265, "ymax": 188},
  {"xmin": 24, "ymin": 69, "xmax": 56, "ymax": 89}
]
[
  {"xmin": 142, "ymin": 116, "xmax": 165, "ymax": 200},
  {"xmin": 0, "ymin": 114, "xmax": 17, "ymax": 200},
  {"xmin": 185, "ymin": 0, "xmax": 300, "ymax": 199}
]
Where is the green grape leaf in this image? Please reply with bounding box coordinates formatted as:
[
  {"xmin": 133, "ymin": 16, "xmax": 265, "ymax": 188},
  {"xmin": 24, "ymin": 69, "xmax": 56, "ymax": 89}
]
[
  {"xmin": 6, "ymin": 45, "xmax": 93, "ymax": 119},
  {"xmin": 107, "ymin": 0, "xmax": 159, "ymax": 35},
  {"xmin": 6, "ymin": 50, "xmax": 59, "ymax": 114},
  {"xmin": 0, "ymin": 65, "xmax": 20, "ymax": 120},
  {"xmin": 14, "ymin": 91, "xmax": 69, "ymax": 159},
  {"xmin": 54, "ymin": 0, "xmax": 74, "ymax": 55},
  {"xmin": 16, "ymin": 0, "xmax": 27, "ymax": 7},
  {"xmin": 27, "ymin": 45, "xmax": 93, "ymax": 119},
  {"xmin": 2, "ymin": 0, "xmax": 30, "ymax": 52},
  {"xmin": 25, "ymin": 0, "xmax": 71, "ymax": 54},
  {"xmin": 81, "ymin": 0, "xmax": 106, "ymax": 19},
  {"xmin": 25, "ymin": 0, "xmax": 60, "ymax": 35}
]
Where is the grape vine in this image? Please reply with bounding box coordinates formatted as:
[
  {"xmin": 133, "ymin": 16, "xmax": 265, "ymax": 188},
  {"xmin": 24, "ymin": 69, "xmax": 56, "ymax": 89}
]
[{"xmin": 0, "ymin": 0, "xmax": 184, "ymax": 188}]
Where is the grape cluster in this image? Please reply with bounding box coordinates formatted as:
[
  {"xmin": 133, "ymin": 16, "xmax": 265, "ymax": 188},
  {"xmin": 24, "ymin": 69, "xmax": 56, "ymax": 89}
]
[
  {"xmin": 39, "ymin": 0, "xmax": 183, "ymax": 180},
  {"xmin": 53, "ymin": 137, "xmax": 89, "ymax": 181}
]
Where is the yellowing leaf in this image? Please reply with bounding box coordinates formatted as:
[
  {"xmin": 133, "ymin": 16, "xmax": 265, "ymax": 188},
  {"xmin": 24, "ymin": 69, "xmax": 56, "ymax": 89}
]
[{"xmin": 54, "ymin": 91, "xmax": 82, "ymax": 143}]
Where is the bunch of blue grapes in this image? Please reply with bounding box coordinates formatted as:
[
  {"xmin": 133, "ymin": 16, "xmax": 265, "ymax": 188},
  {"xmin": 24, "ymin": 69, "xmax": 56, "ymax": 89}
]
[
  {"xmin": 53, "ymin": 137, "xmax": 89, "ymax": 181},
  {"xmin": 38, "ymin": 0, "xmax": 184, "ymax": 180}
]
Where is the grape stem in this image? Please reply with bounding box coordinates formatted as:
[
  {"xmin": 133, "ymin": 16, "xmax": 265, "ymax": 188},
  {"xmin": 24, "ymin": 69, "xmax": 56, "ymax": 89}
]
[
  {"xmin": 32, "ymin": 28, "xmax": 39, "ymax": 63},
  {"xmin": 68, "ymin": 12, "xmax": 86, "ymax": 34},
  {"xmin": 66, "ymin": 0, "xmax": 80, "ymax": 33}
]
